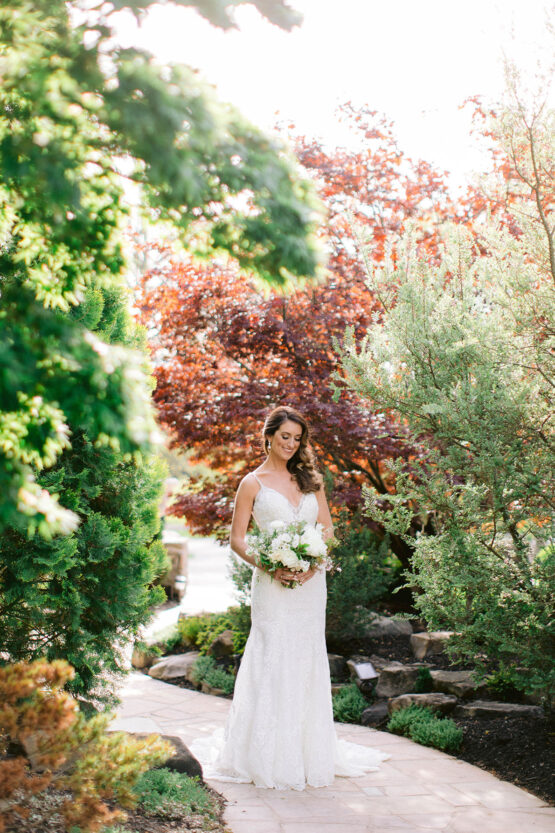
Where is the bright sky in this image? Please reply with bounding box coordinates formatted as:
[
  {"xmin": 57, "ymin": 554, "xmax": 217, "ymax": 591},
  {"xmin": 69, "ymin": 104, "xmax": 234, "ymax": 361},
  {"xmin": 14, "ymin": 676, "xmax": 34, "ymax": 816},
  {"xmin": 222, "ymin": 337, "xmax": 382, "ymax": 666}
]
[{"xmin": 113, "ymin": 0, "xmax": 554, "ymax": 189}]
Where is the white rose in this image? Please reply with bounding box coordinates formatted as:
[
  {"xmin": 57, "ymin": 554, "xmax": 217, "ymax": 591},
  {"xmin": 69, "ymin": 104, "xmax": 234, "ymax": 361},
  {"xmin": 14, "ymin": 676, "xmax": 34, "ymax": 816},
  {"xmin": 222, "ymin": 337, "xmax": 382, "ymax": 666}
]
[
  {"xmin": 269, "ymin": 520, "xmax": 286, "ymax": 531},
  {"xmin": 299, "ymin": 559, "xmax": 311, "ymax": 572},
  {"xmin": 275, "ymin": 547, "xmax": 301, "ymax": 570},
  {"xmin": 300, "ymin": 525, "xmax": 326, "ymax": 558}
]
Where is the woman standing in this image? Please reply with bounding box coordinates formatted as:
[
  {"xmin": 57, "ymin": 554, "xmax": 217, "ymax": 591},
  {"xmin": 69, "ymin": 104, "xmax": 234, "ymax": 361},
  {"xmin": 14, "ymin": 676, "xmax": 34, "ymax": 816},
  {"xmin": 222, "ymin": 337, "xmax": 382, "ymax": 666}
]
[{"xmin": 190, "ymin": 406, "xmax": 389, "ymax": 789}]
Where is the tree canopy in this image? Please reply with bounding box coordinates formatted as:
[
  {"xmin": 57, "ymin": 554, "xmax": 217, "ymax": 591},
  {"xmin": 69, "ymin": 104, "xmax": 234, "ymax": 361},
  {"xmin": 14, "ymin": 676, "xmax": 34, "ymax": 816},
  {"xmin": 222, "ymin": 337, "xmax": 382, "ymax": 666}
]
[{"xmin": 0, "ymin": 0, "xmax": 318, "ymax": 538}]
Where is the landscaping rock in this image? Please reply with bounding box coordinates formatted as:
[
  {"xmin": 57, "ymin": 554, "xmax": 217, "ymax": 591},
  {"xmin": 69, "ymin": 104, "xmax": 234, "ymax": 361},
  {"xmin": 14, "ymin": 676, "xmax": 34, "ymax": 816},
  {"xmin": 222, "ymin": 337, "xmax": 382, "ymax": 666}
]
[
  {"xmin": 200, "ymin": 681, "xmax": 226, "ymax": 697},
  {"xmin": 131, "ymin": 645, "xmax": 159, "ymax": 670},
  {"xmin": 131, "ymin": 733, "xmax": 203, "ymax": 780},
  {"xmin": 149, "ymin": 652, "xmax": 200, "ymax": 681},
  {"xmin": 410, "ymin": 631, "xmax": 454, "ymax": 660},
  {"xmin": 388, "ymin": 692, "xmax": 458, "ymax": 716},
  {"xmin": 207, "ymin": 629, "xmax": 234, "ymax": 658},
  {"xmin": 328, "ymin": 653, "xmax": 348, "ymax": 678},
  {"xmin": 357, "ymin": 609, "xmax": 413, "ymax": 638},
  {"xmin": 454, "ymin": 700, "xmax": 544, "ymax": 720},
  {"xmin": 361, "ymin": 701, "xmax": 390, "ymax": 727},
  {"xmin": 375, "ymin": 662, "xmax": 427, "ymax": 698},
  {"xmin": 431, "ymin": 669, "xmax": 486, "ymax": 700},
  {"xmin": 331, "ymin": 682, "xmax": 350, "ymax": 696}
]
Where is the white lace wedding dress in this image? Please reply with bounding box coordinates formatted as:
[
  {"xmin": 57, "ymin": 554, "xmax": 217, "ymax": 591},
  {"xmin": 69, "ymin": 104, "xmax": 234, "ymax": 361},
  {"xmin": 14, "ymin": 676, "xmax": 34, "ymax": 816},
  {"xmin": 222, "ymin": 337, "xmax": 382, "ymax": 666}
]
[{"xmin": 189, "ymin": 480, "xmax": 390, "ymax": 790}]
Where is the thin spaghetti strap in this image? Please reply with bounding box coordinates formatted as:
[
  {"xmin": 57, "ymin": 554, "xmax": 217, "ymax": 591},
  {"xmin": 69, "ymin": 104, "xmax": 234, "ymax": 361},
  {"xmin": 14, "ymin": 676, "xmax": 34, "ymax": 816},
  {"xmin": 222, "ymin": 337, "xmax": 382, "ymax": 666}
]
[{"xmin": 252, "ymin": 473, "xmax": 263, "ymax": 488}]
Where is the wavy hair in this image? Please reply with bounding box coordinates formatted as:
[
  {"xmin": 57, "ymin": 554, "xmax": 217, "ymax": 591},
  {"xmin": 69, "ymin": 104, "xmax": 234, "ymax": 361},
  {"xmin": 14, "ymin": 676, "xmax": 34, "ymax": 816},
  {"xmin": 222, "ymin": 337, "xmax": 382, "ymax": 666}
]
[{"xmin": 262, "ymin": 406, "xmax": 322, "ymax": 494}]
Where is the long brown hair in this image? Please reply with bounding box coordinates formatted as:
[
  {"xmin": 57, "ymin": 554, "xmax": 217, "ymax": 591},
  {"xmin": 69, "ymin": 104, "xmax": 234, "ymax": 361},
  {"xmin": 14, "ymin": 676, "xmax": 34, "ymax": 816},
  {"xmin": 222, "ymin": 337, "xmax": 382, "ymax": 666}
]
[{"xmin": 262, "ymin": 406, "xmax": 322, "ymax": 494}]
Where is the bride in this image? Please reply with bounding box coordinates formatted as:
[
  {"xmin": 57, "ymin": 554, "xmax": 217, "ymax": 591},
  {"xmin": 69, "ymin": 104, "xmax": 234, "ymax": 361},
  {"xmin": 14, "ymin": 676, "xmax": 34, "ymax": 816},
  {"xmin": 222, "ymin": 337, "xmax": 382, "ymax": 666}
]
[{"xmin": 190, "ymin": 406, "xmax": 389, "ymax": 790}]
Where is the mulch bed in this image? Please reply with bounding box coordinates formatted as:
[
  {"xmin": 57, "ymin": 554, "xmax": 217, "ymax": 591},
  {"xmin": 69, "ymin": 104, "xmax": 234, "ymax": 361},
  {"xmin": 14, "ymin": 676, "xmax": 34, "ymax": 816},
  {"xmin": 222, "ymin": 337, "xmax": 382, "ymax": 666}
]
[{"xmin": 454, "ymin": 714, "xmax": 555, "ymax": 806}]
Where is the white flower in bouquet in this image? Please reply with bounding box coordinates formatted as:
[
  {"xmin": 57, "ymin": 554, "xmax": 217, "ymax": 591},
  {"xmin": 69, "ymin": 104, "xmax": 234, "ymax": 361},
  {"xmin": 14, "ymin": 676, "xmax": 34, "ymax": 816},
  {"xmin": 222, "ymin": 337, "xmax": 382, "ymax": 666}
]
[
  {"xmin": 300, "ymin": 523, "xmax": 327, "ymax": 558},
  {"xmin": 274, "ymin": 547, "xmax": 300, "ymax": 570}
]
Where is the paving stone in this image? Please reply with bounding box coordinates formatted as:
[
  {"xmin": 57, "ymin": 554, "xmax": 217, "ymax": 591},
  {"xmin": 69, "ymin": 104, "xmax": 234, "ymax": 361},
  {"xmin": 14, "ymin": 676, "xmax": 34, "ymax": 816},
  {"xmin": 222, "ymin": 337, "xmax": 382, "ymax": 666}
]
[{"xmin": 112, "ymin": 672, "xmax": 548, "ymax": 833}]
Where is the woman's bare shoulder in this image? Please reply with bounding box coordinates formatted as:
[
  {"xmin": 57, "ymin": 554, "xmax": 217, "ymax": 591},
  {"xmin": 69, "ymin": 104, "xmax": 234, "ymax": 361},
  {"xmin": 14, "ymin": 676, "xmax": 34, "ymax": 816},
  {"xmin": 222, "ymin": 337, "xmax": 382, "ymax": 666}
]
[{"xmin": 237, "ymin": 471, "xmax": 262, "ymax": 498}]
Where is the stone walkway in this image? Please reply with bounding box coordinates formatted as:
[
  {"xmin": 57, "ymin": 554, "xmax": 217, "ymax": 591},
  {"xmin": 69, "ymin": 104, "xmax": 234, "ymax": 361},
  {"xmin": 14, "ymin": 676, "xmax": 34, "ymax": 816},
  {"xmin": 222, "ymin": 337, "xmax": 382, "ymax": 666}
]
[{"xmin": 112, "ymin": 673, "xmax": 554, "ymax": 833}]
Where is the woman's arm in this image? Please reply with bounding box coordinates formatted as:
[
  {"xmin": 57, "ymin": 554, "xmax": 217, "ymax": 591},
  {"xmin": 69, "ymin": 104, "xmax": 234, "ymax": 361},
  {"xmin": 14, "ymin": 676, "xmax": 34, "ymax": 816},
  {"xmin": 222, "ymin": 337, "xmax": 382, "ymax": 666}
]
[
  {"xmin": 316, "ymin": 485, "xmax": 334, "ymax": 540},
  {"xmin": 229, "ymin": 476, "xmax": 259, "ymax": 567}
]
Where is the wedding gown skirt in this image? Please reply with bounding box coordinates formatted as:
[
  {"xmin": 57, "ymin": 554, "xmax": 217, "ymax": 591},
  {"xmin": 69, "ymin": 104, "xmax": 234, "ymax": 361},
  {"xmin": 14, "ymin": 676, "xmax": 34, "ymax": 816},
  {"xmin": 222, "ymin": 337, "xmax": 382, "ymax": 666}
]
[{"xmin": 189, "ymin": 483, "xmax": 390, "ymax": 790}]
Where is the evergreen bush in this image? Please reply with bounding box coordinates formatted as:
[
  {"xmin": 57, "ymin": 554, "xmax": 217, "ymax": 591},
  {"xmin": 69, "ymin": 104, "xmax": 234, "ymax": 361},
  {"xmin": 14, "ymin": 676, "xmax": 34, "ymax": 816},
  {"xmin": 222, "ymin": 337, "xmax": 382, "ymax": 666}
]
[
  {"xmin": 326, "ymin": 514, "xmax": 400, "ymax": 639},
  {"xmin": 0, "ymin": 659, "xmax": 172, "ymax": 833},
  {"xmin": 332, "ymin": 683, "xmax": 369, "ymax": 724},
  {"xmin": 0, "ymin": 286, "xmax": 168, "ymax": 707},
  {"xmin": 387, "ymin": 704, "xmax": 462, "ymax": 753},
  {"xmin": 189, "ymin": 655, "xmax": 235, "ymax": 695}
]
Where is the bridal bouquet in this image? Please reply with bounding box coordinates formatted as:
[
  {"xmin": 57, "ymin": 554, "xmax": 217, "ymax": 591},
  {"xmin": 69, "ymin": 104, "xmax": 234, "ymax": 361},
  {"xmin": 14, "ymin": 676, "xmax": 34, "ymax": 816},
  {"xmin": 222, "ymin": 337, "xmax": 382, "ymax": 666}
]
[{"xmin": 247, "ymin": 519, "xmax": 333, "ymax": 588}]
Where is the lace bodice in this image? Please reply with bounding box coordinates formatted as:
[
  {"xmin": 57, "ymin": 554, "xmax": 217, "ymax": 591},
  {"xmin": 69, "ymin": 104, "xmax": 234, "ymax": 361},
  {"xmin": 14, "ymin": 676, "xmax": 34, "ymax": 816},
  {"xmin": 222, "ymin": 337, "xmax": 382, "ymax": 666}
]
[{"xmin": 252, "ymin": 482, "xmax": 319, "ymax": 531}]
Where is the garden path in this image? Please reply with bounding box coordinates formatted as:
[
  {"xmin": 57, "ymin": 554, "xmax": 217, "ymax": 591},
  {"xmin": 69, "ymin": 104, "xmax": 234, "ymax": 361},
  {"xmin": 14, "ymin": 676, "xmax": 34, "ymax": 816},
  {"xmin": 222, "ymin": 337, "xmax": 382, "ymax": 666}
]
[{"xmin": 112, "ymin": 673, "xmax": 555, "ymax": 833}]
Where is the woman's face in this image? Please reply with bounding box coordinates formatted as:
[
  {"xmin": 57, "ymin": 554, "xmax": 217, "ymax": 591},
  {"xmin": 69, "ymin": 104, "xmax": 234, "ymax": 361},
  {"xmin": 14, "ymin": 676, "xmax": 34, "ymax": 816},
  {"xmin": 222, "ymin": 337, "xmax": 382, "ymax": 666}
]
[{"xmin": 268, "ymin": 419, "xmax": 303, "ymax": 461}]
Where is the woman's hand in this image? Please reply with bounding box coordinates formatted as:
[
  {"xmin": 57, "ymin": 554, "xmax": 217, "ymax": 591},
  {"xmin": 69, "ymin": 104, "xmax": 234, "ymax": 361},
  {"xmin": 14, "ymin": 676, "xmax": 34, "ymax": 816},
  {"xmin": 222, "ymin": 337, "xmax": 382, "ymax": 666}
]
[{"xmin": 273, "ymin": 566, "xmax": 318, "ymax": 586}]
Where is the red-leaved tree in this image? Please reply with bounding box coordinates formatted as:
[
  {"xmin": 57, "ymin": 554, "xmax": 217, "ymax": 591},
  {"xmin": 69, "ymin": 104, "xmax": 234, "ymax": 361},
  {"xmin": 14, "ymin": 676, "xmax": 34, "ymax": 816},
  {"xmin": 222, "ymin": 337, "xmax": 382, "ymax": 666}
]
[{"xmin": 136, "ymin": 106, "xmax": 478, "ymax": 569}]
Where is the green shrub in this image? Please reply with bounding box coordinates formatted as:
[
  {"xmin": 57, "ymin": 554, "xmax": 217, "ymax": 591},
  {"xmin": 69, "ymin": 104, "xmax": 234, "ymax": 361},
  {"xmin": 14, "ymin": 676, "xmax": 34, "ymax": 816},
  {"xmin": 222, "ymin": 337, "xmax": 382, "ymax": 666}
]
[
  {"xmin": 133, "ymin": 768, "xmax": 218, "ymax": 820},
  {"xmin": 0, "ymin": 659, "xmax": 173, "ymax": 833},
  {"xmin": 387, "ymin": 703, "xmax": 462, "ymax": 753},
  {"xmin": 177, "ymin": 606, "xmax": 251, "ymax": 656},
  {"xmin": 326, "ymin": 514, "xmax": 400, "ymax": 640},
  {"xmin": 387, "ymin": 703, "xmax": 433, "ymax": 735},
  {"xmin": 189, "ymin": 655, "xmax": 235, "ymax": 695},
  {"xmin": 409, "ymin": 716, "xmax": 463, "ymax": 753},
  {"xmin": 414, "ymin": 667, "xmax": 434, "ymax": 693},
  {"xmin": 332, "ymin": 683, "xmax": 369, "ymax": 723}
]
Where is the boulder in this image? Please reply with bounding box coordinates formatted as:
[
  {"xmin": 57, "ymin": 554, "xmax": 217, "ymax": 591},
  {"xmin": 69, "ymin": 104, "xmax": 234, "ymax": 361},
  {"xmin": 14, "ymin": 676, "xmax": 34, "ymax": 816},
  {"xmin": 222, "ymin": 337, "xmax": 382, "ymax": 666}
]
[
  {"xmin": 200, "ymin": 681, "xmax": 226, "ymax": 697},
  {"xmin": 149, "ymin": 652, "xmax": 200, "ymax": 681},
  {"xmin": 131, "ymin": 733, "xmax": 202, "ymax": 780},
  {"xmin": 410, "ymin": 631, "xmax": 454, "ymax": 660},
  {"xmin": 388, "ymin": 692, "xmax": 458, "ymax": 716},
  {"xmin": 455, "ymin": 700, "xmax": 544, "ymax": 720},
  {"xmin": 431, "ymin": 669, "xmax": 486, "ymax": 700},
  {"xmin": 375, "ymin": 662, "xmax": 428, "ymax": 698},
  {"xmin": 131, "ymin": 645, "xmax": 159, "ymax": 670},
  {"xmin": 328, "ymin": 653, "xmax": 348, "ymax": 678},
  {"xmin": 361, "ymin": 701, "xmax": 390, "ymax": 727},
  {"xmin": 357, "ymin": 609, "xmax": 413, "ymax": 638},
  {"xmin": 207, "ymin": 629, "xmax": 235, "ymax": 658}
]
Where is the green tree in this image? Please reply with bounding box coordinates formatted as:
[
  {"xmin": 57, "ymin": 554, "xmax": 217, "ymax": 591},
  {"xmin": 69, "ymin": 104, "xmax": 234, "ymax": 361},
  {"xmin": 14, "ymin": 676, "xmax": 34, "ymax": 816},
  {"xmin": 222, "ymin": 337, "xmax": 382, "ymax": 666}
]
[
  {"xmin": 338, "ymin": 82, "xmax": 555, "ymax": 700},
  {"xmin": 0, "ymin": 0, "xmax": 319, "ymax": 538},
  {"xmin": 0, "ymin": 0, "xmax": 318, "ymax": 700}
]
